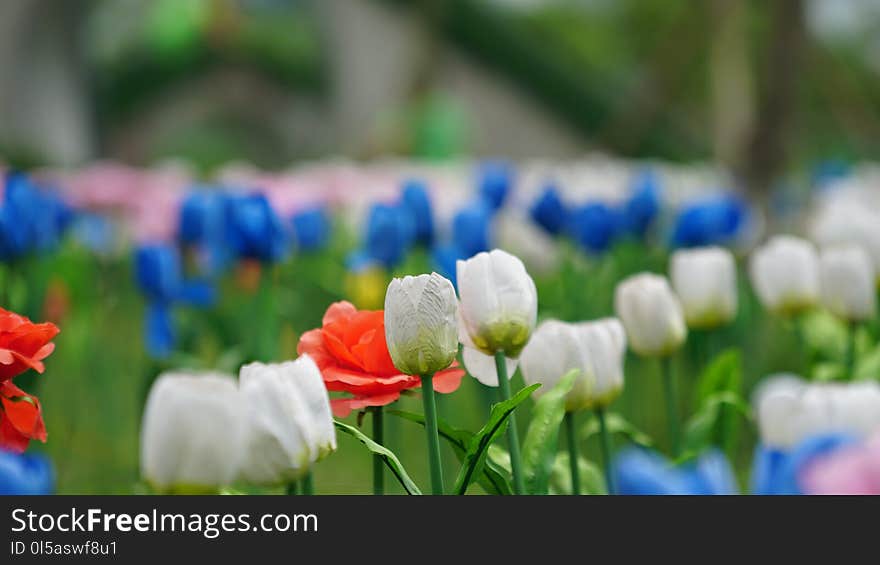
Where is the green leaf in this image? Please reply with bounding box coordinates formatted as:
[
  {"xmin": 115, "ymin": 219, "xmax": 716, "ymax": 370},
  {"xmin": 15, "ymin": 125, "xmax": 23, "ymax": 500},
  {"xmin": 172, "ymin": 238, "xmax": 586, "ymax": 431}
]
[
  {"xmin": 549, "ymin": 453, "xmax": 606, "ymax": 495},
  {"xmin": 580, "ymin": 412, "xmax": 653, "ymax": 448},
  {"xmin": 854, "ymin": 343, "xmax": 880, "ymax": 382},
  {"xmin": 521, "ymin": 370, "xmax": 577, "ymax": 494},
  {"xmin": 388, "ymin": 409, "xmax": 512, "ymax": 495},
  {"xmin": 695, "ymin": 349, "xmax": 742, "ymax": 408},
  {"xmin": 333, "ymin": 420, "xmax": 422, "ymax": 495},
  {"xmin": 681, "ymin": 391, "xmax": 751, "ymax": 456},
  {"xmin": 452, "ymin": 383, "xmax": 541, "ymax": 495},
  {"xmin": 812, "ymin": 362, "xmax": 845, "ymax": 382}
]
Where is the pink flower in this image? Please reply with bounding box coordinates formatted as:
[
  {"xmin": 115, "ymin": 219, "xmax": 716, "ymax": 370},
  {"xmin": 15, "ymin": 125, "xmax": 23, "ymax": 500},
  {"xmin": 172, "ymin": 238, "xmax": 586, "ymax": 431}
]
[{"xmin": 801, "ymin": 432, "xmax": 880, "ymax": 495}]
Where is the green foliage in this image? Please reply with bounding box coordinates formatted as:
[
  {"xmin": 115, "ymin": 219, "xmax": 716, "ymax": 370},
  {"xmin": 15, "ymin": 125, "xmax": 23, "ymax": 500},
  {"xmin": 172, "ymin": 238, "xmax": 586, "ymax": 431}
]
[
  {"xmin": 389, "ymin": 410, "xmax": 512, "ymax": 495},
  {"xmin": 333, "ymin": 421, "xmax": 422, "ymax": 495},
  {"xmin": 695, "ymin": 348, "xmax": 742, "ymax": 407},
  {"xmin": 681, "ymin": 349, "xmax": 749, "ymax": 457},
  {"xmin": 681, "ymin": 392, "xmax": 751, "ymax": 457},
  {"xmin": 549, "ymin": 453, "xmax": 606, "ymax": 495},
  {"xmin": 581, "ymin": 412, "xmax": 653, "ymax": 448},
  {"xmin": 452, "ymin": 384, "xmax": 540, "ymax": 495},
  {"xmin": 801, "ymin": 310, "xmax": 848, "ymax": 363},
  {"xmin": 521, "ymin": 370, "xmax": 577, "ymax": 494}
]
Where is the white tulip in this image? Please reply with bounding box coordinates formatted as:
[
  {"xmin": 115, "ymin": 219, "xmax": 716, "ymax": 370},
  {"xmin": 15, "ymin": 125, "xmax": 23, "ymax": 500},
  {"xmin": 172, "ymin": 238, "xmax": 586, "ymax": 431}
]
[
  {"xmin": 384, "ymin": 273, "xmax": 459, "ymax": 375},
  {"xmin": 670, "ymin": 246, "xmax": 737, "ymax": 329},
  {"xmin": 576, "ymin": 318, "xmax": 627, "ymax": 408},
  {"xmin": 819, "ymin": 245, "xmax": 876, "ymax": 322},
  {"xmin": 238, "ymin": 355, "xmax": 337, "ymax": 485},
  {"xmin": 749, "ymin": 235, "xmax": 820, "ymax": 316},
  {"xmin": 753, "ymin": 375, "xmax": 804, "ymax": 449},
  {"xmin": 457, "ymin": 249, "xmax": 538, "ymax": 357},
  {"xmin": 520, "ymin": 318, "xmax": 626, "ymax": 411},
  {"xmin": 494, "ymin": 211, "xmax": 560, "ymax": 276},
  {"xmin": 140, "ymin": 371, "xmax": 244, "ymax": 493},
  {"xmin": 809, "ymin": 193, "xmax": 880, "ymax": 277},
  {"xmin": 754, "ymin": 375, "xmax": 880, "ymax": 449},
  {"xmin": 614, "ymin": 273, "xmax": 687, "ymax": 357}
]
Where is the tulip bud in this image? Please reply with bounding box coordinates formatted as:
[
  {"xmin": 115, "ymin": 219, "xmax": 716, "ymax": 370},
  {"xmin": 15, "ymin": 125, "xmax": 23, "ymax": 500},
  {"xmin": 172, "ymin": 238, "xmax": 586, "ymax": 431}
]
[
  {"xmin": 614, "ymin": 273, "xmax": 687, "ymax": 357},
  {"xmin": 384, "ymin": 273, "xmax": 459, "ymax": 375},
  {"xmin": 238, "ymin": 355, "xmax": 337, "ymax": 485},
  {"xmin": 749, "ymin": 236, "xmax": 820, "ymax": 316},
  {"xmin": 457, "ymin": 249, "xmax": 538, "ymax": 357},
  {"xmin": 754, "ymin": 375, "xmax": 880, "ymax": 449},
  {"xmin": 520, "ymin": 318, "xmax": 626, "ymax": 411},
  {"xmin": 670, "ymin": 246, "xmax": 737, "ymax": 329},
  {"xmin": 140, "ymin": 372, "xmax": 244, "ymax": 493},
  {"xmin": 819, "ymin": 245, "xmax": 876, "ymax": 321}
]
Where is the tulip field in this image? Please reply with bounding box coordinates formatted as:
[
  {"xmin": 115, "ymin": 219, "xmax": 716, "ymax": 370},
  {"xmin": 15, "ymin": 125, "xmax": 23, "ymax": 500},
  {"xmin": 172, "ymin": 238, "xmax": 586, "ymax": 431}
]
[{"xmin": 2, "ymin": 159, "xmax": 880, "ymax": 495}]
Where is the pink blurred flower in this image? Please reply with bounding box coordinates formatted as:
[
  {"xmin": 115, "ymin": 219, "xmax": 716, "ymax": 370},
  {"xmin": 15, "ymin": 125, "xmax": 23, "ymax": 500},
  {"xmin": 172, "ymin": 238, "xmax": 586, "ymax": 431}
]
[{"xmin": 801, "ymin": 432, "xmax": 880, "ymax": 495}]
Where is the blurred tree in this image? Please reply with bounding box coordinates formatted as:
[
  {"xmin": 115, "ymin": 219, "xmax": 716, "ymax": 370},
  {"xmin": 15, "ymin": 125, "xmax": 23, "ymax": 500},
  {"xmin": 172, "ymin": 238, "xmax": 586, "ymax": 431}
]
[{"xmin": 741, "ymin": 0, "xmax": 807, "ymax": 201}]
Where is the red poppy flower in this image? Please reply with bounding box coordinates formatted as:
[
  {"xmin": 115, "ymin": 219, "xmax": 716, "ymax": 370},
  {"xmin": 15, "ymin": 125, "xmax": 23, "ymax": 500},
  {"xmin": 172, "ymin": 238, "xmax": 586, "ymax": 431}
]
[
  {"xmin": 0, "ymin": 307, "xmax": 60, "ymax": 382},
  {"xmin": 298, "ymin": 301, "xmax": 464, "ymax": 417},
  {"xmin": 0, "ymin": 380, "xmax": 46, "ymax": 453}
]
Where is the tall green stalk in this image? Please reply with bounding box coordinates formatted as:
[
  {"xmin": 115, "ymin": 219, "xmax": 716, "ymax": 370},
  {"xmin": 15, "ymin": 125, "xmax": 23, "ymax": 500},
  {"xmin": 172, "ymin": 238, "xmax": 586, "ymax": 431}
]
[
  {"xmin": 660, "ymin": 356, "xmax": 680, "ymax": 458},
  {"xmin": 420, "ymin": 373, "xmax": 444, "ymax": 495},
  {"xmin": 372, "ymin": 406, "xmax": 384, "ymax": 495},
  {"xmin": 301, "ymin": 472, "xmax": 314, "ymax": 495},
  {"xmin": 564, "ymin": 412, "xmax": 580, "ymax": 495},
  {"xmin": 286, "ymin": 481, "xmax": 298, "ymax": 495},
  {"xmin": 596, "ymin": 408, "xmax": 615, "ymax": 495},
  {"xmin": 495, "ymin": 350, "xmax": 525, "ymax": 495},
  {"xmin": 845, "ymin": 321, "xmax": 858, "ymax": 380}
]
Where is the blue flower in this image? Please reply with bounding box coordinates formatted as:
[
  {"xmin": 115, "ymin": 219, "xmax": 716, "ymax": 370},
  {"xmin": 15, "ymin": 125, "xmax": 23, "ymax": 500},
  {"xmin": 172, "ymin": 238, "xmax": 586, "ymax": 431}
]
[
  {"xmin": 529, "ymin": 184, "xmax": 568, "ymax": 235},
  {"xmin": 401, "ymin": 179, "xmax": 435, "ymax": 245},
  {"xmin": 623, "ymin": 169, "xmax": 660, "ymax": 238},
  {"xmin": 613, "ymin": 448, "xmax": 737, "ymax": 495},
  {"xmin": 431, "ymin": 244, "xmax": 467, "ymax": 289},
  {"xmin": 567, "ymin": 202, "xmax": 622, "ymax": 254},
  {"xmin": 0, "ymin": 206, "xmax": 28, "ymax": 260},
  {"xmin": 477, "ymin": 161, "xmax": 513, "ymax": 211},
  {"xmin": 134, "ymin": 244, "xmax": 215, "ymax": 358},
  {"xmin": 226, "ymin": 193, "xmax": 289, "ymax": 263},
  {"xmin": 135, "ymin": 244, "xmax": 183, "ymax": 303},
  {"xmin": 363, "ymin": 203, "xmax": 415, "ymax": 269},
  {"xmin": 179, "ymin": 189, "xmax": 227, "ymax": 245},
  {"xmin": 452, "ymin": 202, "xmax": 491, "ymax": 258},
  {"xmin": 292, "ymin": 207, "xmax": 330, "ymax": 252},
  {"xmin": 670, "ymin": 194, "xmax": 748, "ymax": 248},
  {"xmin": 0, "ymin": 449, "xmax": 54, "ymax": 495},
  {"xmin": 751, "ymin": 433, "xmax": 857, "ymax": 495},
  {"xmin": 1, "ymin": 172, "xmax": 72, "ymax": 259}
]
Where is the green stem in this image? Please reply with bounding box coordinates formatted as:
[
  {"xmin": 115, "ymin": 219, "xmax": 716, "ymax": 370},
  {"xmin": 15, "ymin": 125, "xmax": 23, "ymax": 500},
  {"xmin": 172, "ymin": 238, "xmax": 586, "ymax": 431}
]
[
  {"xmin": 372, "ymin": 406, "xmax": 384, "ymax": 495},
  {"xmin": 793, "ymin": 315, "xmax": 808, "ymax": 376},
  {"xmin": 286, "ymin": 481, "xmax": 298, "ymax": 495},
  {"xmin": 495, "ymin": 350, "xmax": 525, "ymax": 495},
  {"xmin": 564, "ymin": 412, "xmax": 580, "ymax": 495},
  {"xmin": 846, "ymin": 321, "xmax": 858, "ymax": 380},
  {"xmin": 420, "ymin": 373, "xmax": 444, "ymax": 495},
  {"xmin": 255, "ymin": 264, "xmax": 278, "ymax": 361},
  {"xmin": 596, "ymin": 408, "xmax": 616, "ymax": 495},
  {"xmin": 301, "ymin": 472, "xmax": 314, "ymax": 495},
  {"xmin": 661, "ymin": 356, "xmax": 680, "ymax": 458}
]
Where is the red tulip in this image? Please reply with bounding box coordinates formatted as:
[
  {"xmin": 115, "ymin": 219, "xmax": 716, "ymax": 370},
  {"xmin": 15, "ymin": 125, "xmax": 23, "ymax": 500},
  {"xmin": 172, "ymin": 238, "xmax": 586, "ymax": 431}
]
[
  {"xmin": 0, "ymin": 307, "xmax": 58, "ymax": 452},
  {"xmin": 298, "ymin": 301, "xmax": 463, "ymax": 417}
]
